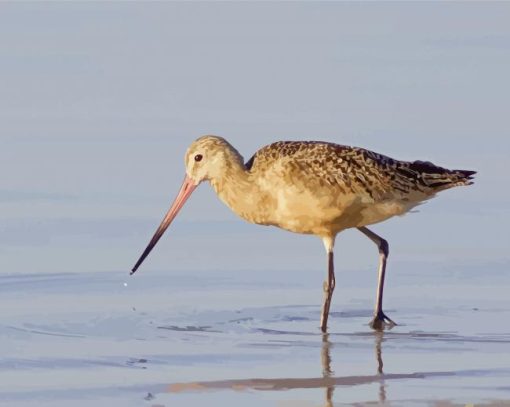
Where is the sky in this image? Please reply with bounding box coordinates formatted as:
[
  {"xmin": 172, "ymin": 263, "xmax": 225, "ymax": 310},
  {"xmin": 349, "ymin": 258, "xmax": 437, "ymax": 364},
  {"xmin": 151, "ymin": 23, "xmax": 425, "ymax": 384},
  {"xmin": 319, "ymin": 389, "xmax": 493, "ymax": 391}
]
[{"xmin": 1, "ymin": 2, "xmax": 509, "ymax": 275}]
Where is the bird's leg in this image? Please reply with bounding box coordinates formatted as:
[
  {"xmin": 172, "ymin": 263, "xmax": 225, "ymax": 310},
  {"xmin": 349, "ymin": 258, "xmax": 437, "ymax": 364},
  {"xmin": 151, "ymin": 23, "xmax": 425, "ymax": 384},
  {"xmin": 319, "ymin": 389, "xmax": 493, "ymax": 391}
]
[
  {"xmin": 320, "ymin": 251, "xmax": 335, "ymax": 332},
  {"xmin": 320, "ymin": 237, "xmax": 336, "ymax": 333},
  {"xmin": 358, "ymin": 227, "xmax": 396, "ymax": 330}
]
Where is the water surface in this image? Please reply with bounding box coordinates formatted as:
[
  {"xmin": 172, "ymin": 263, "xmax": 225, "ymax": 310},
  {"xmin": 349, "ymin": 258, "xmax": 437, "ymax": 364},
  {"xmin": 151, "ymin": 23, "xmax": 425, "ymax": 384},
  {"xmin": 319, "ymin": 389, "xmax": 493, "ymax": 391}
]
[{"xmin": 1, "ymin": 265, "xmax": 509, "ymax": 406}]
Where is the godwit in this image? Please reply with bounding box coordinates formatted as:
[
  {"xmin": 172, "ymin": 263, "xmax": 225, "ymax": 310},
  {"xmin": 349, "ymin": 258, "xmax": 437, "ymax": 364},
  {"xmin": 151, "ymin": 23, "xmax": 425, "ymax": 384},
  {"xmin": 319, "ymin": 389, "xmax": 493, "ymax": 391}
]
[{"xmin": 131, "ymin": 135, "xmax": 475, "ymax": 332}]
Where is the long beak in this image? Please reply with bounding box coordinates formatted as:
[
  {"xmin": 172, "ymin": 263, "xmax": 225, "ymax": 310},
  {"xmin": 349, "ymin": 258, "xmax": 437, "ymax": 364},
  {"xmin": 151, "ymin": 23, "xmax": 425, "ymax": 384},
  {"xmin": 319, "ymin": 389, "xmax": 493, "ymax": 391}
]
[{"xmin": 131, "ymin": 175, "xmax": 197, "ymax": 275}]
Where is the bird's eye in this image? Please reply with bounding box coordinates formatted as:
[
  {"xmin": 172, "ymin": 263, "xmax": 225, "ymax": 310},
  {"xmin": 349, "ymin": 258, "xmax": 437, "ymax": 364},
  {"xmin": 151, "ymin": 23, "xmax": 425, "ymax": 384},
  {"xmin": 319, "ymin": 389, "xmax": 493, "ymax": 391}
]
[{"xmin": 194, "ymin": 154, "xmax": 203, "ymax": 162}]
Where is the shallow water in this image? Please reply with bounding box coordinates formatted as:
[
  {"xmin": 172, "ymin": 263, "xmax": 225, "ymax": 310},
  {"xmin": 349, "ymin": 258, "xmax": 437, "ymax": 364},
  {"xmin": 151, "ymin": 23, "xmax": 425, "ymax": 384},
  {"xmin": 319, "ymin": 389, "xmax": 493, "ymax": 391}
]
[{"xmin": 1, "ymin": 264, "xmax": 510, "ymax": 407}]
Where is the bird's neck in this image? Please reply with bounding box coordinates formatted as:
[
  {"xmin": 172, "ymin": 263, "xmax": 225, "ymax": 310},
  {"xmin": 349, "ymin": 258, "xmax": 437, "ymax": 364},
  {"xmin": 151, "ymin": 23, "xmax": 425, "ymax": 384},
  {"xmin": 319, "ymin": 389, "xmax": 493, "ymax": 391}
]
[{"xmin": 209, "ymin": 155, "xmax": 267, "ymax": 224}]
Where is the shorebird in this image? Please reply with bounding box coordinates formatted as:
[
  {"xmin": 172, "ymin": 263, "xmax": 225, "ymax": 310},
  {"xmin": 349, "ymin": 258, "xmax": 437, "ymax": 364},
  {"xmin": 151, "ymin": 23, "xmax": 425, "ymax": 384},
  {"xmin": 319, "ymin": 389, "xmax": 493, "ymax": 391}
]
[{"xmin": 131, "ymin": 135, "xmax": 475, "ymax": 332}]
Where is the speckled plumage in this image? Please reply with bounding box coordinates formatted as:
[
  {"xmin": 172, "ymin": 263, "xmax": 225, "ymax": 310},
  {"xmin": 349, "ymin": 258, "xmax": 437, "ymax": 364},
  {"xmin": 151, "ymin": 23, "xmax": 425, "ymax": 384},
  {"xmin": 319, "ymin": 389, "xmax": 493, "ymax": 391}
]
[{"xmin": 246, "ymin": 140, "xmax": 474, "ymax": 199}]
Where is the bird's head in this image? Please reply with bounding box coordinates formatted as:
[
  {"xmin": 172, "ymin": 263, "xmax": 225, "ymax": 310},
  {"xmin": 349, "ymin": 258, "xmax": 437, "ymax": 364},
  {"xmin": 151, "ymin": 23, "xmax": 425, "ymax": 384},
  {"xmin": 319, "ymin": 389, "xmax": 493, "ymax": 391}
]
[
  {"xmin": 131, "ymin": 135, "xmax": 242, "ymax": 275},
  {"xmin": 184, "ymin": 135, "xmax": 243, "ymax": 185}
]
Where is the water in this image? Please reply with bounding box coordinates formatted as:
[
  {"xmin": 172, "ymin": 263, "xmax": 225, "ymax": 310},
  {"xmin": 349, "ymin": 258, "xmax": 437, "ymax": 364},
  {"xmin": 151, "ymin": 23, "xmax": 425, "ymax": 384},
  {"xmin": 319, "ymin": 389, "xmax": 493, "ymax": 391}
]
[{"xmin": 1, "ymin": 263, "xmax": 509, "ymax": 407}]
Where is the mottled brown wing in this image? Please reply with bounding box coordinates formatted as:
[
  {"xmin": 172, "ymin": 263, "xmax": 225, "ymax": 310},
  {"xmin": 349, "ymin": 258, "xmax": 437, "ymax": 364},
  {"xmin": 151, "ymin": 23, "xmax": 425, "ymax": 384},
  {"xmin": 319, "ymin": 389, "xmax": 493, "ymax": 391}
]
[
  {"xmin": 245, "ymin": 141, "xmax": 399, "ymax": 201},
  {"xmin": 246, "ymin": 141, "xmax": 475, "ymax": 201}
]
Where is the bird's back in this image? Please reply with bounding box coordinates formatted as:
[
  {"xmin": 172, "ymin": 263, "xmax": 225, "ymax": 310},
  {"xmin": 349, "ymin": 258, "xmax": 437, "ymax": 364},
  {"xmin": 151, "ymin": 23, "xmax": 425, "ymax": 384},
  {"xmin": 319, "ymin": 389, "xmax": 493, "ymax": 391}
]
[{"xmin": 244, "ymin": 141, "xmax": 475, "ymax": 234}]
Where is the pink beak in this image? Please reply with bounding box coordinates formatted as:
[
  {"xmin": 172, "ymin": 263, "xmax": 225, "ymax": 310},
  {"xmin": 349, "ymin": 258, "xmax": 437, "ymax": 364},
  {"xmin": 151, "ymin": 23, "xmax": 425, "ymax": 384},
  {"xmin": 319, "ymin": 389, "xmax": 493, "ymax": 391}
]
[{"xmin": 131, "ymin": 175, "xmax": 198, "ymax": 274}]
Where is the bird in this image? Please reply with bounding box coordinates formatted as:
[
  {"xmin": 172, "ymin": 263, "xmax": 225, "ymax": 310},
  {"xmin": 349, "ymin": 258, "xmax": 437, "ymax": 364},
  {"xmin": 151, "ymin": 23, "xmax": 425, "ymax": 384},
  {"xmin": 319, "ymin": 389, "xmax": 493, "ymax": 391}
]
[{"xmin": 131, "ymin": 135, "xmax": 475, "ymax": 332}]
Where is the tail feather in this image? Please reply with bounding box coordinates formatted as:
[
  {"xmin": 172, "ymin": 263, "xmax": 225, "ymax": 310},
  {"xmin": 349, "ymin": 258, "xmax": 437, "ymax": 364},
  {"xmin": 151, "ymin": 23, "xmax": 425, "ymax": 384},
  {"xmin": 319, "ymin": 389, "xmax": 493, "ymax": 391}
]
[
  {"xmin": 449, "ymin": 169, "xmax": 476, "ymax": 186},
  {"xmin": 400, "ymin": 160, "xmax": 476, "ymax": 191}
]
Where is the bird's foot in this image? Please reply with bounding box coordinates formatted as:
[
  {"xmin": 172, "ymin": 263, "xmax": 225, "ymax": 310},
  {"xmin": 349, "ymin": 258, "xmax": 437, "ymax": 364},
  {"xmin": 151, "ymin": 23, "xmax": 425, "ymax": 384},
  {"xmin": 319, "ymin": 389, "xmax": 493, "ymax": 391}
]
[{"xmin": 369, "ymin": 310, "xmax": 396, "ymax": 331}]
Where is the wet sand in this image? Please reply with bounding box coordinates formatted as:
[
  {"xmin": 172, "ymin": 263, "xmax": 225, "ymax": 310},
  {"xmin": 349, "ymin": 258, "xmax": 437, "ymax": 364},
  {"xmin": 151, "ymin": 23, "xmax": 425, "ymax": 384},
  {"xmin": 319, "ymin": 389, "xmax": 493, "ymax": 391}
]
[{"xmin": 1, "ymin": 263, "xmax": 509, "ymax": 406}]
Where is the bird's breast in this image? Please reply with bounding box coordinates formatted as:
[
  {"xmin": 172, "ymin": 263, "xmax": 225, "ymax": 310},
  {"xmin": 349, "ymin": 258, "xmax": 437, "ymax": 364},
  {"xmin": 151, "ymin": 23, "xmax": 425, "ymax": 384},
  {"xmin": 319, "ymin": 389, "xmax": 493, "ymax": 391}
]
[{"xmin": 268, "ymin": 186, "xmax": 353, "ymax": 235}]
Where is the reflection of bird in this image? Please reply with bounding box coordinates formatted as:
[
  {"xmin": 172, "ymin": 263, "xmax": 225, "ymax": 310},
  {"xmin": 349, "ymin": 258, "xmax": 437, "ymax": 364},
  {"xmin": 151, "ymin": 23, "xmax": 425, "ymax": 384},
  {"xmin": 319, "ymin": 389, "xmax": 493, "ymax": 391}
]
[
  {"xmin": 374, "ymin": 332, "xmax": 386, "ymax": 403},
  {"xmin": 131, "ymin": 135, "xmax": 476, "ymax": 331},
  {"xmin": 320, "ymin": 332, "xmax": 386, "ymax": 406},
  {"xmin": 321, "ymin": 334, "xmax": 334, "ymax": 407}
]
